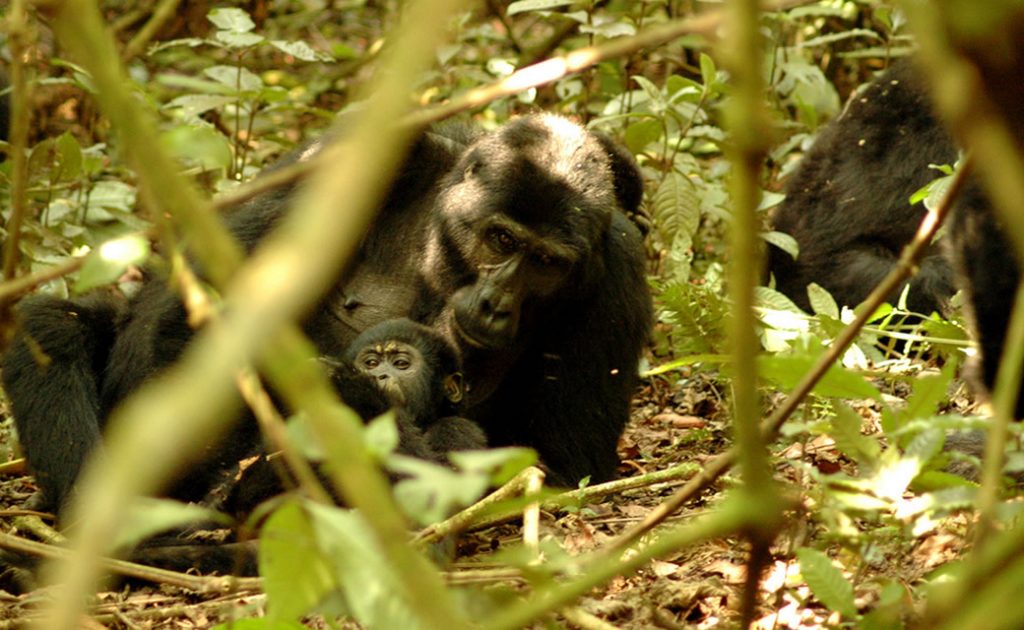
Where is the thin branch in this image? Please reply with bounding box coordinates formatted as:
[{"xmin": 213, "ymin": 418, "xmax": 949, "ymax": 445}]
[
  {"xmin": 0, "ymin": 531, "xmax": 261, "ymax": 593},
  {"xmin": 2, "ymin": 0, "xmax": 34, "ymax": 284},
  {"xmin": 121, "ymin": 0, "xmax": 183, "ymax": 62}
]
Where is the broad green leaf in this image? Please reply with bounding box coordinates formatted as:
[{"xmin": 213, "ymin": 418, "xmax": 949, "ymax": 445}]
[
  {"xmin": 449, "ymin": 446, "xmax": 537, "ymax": 483},
  {"xmin": 580, "ymin": 21, "xmax": 635, "ymax": 38},
  {"xmin": 161, "ymin": 125, "xmax": 233, "ymax": 171},
  {"xmin": 164, "ymin": 94, "xmax": 235, "ymax": 118},
  {"xmin": 204, "ymin": 65, "xmax": 263, "ymax": 93},
  {"xmin": 387, "ymin": 455, "xmax": 489, "ymax": 524},
  {"xmin": 796, "ymin": 548, "xmax": 857, "ymax": 619},
  {"xmin": 653, "ymin": 172, "xmax": 700, "ymax": 241},
  {"xmin": 84, "ymin": 180, "xmax": 137, "ymax": 221},
  {"xmin": 55, "ymin": 132, "xmax": 83, "ymax": 181},
  {"xmin": 699, "ymin": 52, "xmax": 717, "ymax": 87},
  {"xmin": 831, "ymin": 402, "xmax": 881, "ymax": 463},
  {"xmin": 807, "ymin": 283, "xmax": 840, "ymax": 319},
  {"xmin": 271, "ymin": 39, "xmax": 332, "ymax": 62},
  {"xmin": 508, "ymin": 0, "xmax": 573, "ymax": 15},
  {"xmin": 306, "ymin": 503, "xmax": 428, "ymax": 628},
  {"xmin": 215, "ymin": 30, "xmax": 265, "ymax": 48},
  {"xmin": 623, "ymin": 118, "xmax": 662, "ymax": 154},
  {"xmin": 260, "ymin": 500, "xmax": 338, "ymax": 622},
  {"xmin": 208, "ymin": 7, "xmax": 256, "ymax": 32},
  {"xmin": 364, "ymin": 411, "xmax": 400, "ymax": 459},
  {"xmin": 761, "ymin": 230, "xmax": 798, "ymax": 260},
  {"xmin": 74, "ymin": 234, "xmax": 151, "ymax": 294},
  {"xmin": 759, "ymin": 354, "xmax": 881, "ymax": 401}
]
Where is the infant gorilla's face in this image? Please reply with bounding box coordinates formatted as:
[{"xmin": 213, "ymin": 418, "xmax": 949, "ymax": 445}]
[{"xmin": 354, "ymin": 340, "xmax": 423, "ymax": 406}]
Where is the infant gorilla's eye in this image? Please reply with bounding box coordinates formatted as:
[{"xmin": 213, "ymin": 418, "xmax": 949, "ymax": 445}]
[
  {"xmin": 362, "ymin": 356, "xmax": 380, "ymax": 369},
  {"xmin": 393, "ymin": 357, "xmax": 412, "ymax": 370}
]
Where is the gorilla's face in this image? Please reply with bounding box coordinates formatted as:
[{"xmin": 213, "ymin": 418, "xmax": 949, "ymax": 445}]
[{"xmin": 423, "ymin": 115, "xmax": 617, "ymax": 351}]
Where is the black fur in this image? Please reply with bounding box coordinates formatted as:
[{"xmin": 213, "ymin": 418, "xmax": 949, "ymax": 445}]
[
  {"xmin": 1, "ymin": 114, "xmax": 650, "ymax": 518},
  {"xmin": 768, "ymin": 61, "xmax": 956, "ymax": 314}
]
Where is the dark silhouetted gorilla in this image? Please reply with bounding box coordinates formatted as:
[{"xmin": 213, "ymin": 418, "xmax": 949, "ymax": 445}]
[
  {"xmin": 2, "ymin": 114, "xmax": 651, "ymax": 516},
  {"xmin": 768, "ymin": 61, "xmax": 956, "ymax": 314}
]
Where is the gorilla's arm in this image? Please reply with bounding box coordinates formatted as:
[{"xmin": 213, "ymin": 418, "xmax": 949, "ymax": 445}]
[{"xmin": 1, "ymin": 293, "xmax": 125, "ymax": 512}]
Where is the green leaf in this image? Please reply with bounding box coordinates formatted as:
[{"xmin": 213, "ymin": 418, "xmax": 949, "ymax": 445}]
[
  {"xmin": 623, "ymin": 118, "xmax": 662, "ymax": 154},
  {"xmin": 364, "ymin": 412, "xmax": 400, "ymax": 459},
  {"xmin": 305, "ymin": 503, "xmax": 427, "ymax": 628},
  {"xmin": 761, "ymin": 230, "xmax": 799, "ymax": 260},
  {"xmin": 699, "ymin": 53, "xmax": 717, "ymax": 87},
  {"xmin": 214, "ymin": 30, "xmax": 265, "ymax": 48},
  {"xmin": 507, "ymin": 0, "xmax": 573, "ymax": 15},
  {"xmin": 84, "ymin": 180, "xmax": 137, "ymax": 221},
  {"xmin": 796, "ymin": 548, "xmax": 857, "ymax": 619},
  {"xmin": 115, "ymin": 498, "xmax": 229, "ymax": 551},
  {"xmin": 161, "ymin": 125, "xmax": 233, "ymax": 171},
  {"xmin": 387, "ymin": 455, "xmax": 490, "ymax": 524},
  {"xmin": 759, "ymin": 354, "xmax": 881, "ymax": 401},
  {"xmin": 260, "ymin": 500, "xmax": 339, "ymax": 622},
  {"xmin": 204, "ymin": 65, "xmax": 263, "ymax": 93},
  {"xmin": 449, "ymin": 446, "xmax": 537, "ymax": 484},
  {"xmin": 653, "ymin": 172, "xmax": 700, "ymax": 241},
  {"xmin": 74, "ymin": 234, "xmax": 151, "ymax": 294},
  {"xmin": 831, "ymin": 402, "xmax": 881, "ymax": 463},
  {"xmin": 55, "ymin": 132, "xmax": 83, "ymax": 182},
  {"xmin": 270, "ymin": 39, "xmax": 332, "ymax": 62},
  {"xmin": 164, "ymin": 94, "xmax": 235, "ymax": 118},
  {"xmin": 208, "ymin": 7, "xmax": 256, "ymax": 33},
  {"xmin": 807, "ymin": 283, "xmax": 840, "ymax": 319}
]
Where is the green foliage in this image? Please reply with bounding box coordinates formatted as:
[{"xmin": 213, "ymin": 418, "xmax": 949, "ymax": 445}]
[
  {"xmin": 796, "ymin": 548, "xmax": 858, "ymax": 619},
  {"xmin": 9, "ymin": 0, "xmax": 1022, "ymax": 626}
]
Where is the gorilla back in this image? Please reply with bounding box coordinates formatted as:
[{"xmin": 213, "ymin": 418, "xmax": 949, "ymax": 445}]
[
  {"xmin": 2, "ymin": 114, "xmax": 651, "ymax": 513},
  {"xmin": 768, "ymin": 61, "xmax": 956, "ymax": 314}
]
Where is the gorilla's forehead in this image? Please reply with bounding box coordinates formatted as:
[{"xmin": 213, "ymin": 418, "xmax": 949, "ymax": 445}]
[{"xmin": 471, "ymin": 115, "xmax": 615, "ymax": 229}]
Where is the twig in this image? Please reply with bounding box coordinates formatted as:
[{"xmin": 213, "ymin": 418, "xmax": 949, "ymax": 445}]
[
  {"xmin": 121, "ymin": 0, "xmax": 183, "ymax": 61},
  {"xmin": 0, "ymin": 531, "xmax": 261, "ymax": 593},
  {"xmin": 563, "ymin": 607, "xmax": 622, "ymax": 630},
  {"xmin": 522, "ymin": 467, "xmax": 544, "ymax": 558},
  {"xmin": 2, "ymin": 0, "xmax": 34, "ymax": 285},
  {"xmin": 0, "ymin": 458, "xmax": 26, "ymax": 475},
  {"xmin": 606, "ymin": 153, "xmax": 974, "ymax": 554},
  {"xmin": 415, "ymin": 462, "xmax": 701, "ymax": 546}
]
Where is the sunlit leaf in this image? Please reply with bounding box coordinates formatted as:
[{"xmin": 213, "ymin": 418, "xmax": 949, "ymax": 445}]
[
  {"xmin": 74, "ymin": 234, "xmax": 151, "ymax": 294},
  {"xmin": 260, "ymin": 500, "xmax": 339, "ymax": 622},
  {"xmin": 208, "ymin": 7, "xmax": 256, "ymax": 33},
  {"xmin": 508, "ymin": 0, "xmax": 574, "ymax": 15},
  {"xmin": 797, "ymin": 548, "xmax": 858, "ymax": 619}
]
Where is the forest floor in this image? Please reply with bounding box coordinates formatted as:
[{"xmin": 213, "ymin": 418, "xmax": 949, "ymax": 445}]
[{"xmin": 0, "ymin": 365, "xmax": 983, "ymax": 628}]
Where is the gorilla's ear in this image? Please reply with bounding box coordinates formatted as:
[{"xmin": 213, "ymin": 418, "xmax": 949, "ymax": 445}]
[
  {"xmin": 443, "ymin": 372, "xmax": 465, "ymax": 404},
  {"xmin": 593, "ymin": 132, "xmax": 644, "ymax": 215}
]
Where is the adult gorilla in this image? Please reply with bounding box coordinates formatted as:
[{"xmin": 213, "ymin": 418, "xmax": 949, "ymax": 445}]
[
  {"xmin": 768, "ymin": 61, "xmax": 956, "ymax": 315},
  {"xmin": 3, "ymin": 114, "xmax": 652, "ymax": 514}
]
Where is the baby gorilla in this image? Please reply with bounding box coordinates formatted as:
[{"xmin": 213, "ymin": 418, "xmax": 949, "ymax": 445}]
[
  {"xmin": 328, "ymin": 318, "xmax": 487, "ymax": 456},
  {"xmin": 227, "ymin": 319, "xmax": 486, "ymax": 518}
]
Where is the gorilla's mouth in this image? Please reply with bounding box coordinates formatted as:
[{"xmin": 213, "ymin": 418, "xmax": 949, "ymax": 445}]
[{"xmin": 451, "ymin": 316, "xmax": 495, "ymax": 350}]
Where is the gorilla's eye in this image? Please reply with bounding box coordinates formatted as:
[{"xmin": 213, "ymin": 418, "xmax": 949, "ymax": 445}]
[
  {"xmin": 362, "ymin": 355, "xmax": 380, "ymax": 369},
  {"xmin": 531, "ymin": 252, "xmax": 570, "ymax": 270},
  {"xmin": 393, "ymin": 357, "xmax": 412, "ymax": 370},
  {"xmin": 488, "ymin": 228, "xmax": 519, "ymax": 254}
]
